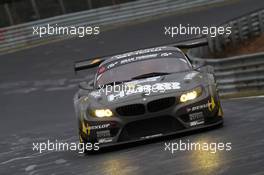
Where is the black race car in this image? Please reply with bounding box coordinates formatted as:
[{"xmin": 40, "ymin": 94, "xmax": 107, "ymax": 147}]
[{"xmin": 73, "ymin": 39, "xmax": 223, "ymax": 150}]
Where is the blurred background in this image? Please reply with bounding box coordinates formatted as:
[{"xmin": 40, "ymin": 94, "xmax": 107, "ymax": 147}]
[
  {"xmin": 1, "ymin": 0, "xmax": 264, "ymax": 175},
  {"xmin": 0, "ymin": 0, "xmax": 136, "ymax": 27}
]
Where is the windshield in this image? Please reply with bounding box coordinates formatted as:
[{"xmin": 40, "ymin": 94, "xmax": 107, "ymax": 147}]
[{"xmin": 96, "ymin": 57, "xmax": 191, "ymax": 87}]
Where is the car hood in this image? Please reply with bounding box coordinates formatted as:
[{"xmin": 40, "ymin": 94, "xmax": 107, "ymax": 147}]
[{"xmin": 88, "ymin": 71, "xmax": 205, "ymax": 106}]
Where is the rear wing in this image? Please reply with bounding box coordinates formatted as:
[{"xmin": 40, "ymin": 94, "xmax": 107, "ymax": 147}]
[{"xmin": 74, "ymin": 37, "xmax": 207, "ymax": 72}]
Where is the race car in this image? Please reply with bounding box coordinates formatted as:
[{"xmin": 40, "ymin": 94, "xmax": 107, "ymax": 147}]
[{"xmin": 73, "ymin": 39, "xmax": 223, "ymax": 150}]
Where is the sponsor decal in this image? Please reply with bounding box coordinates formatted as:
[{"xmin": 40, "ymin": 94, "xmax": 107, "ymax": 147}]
[
  {"xmin": 189, "ymin": 112, "xmax": 204, "ymax": 121},
  {"xmin": 96, "ymin": 130, "xmax": 111, "ymax": 138},
  {"xmin": 107, "ymin": 51, "xmax": 182, "ymax": 69},
  {"xmin": 107, "ymin": 51, "xmax": 183, "ymax": 70},
  {"xmin": 112, "ymin": 47, "xmax": 166, "ymax": 60},
  {"xmin": 190, "ymin": 120, "xmax": 204, "ymax": 126},
  {"xmin": 82, "ymin": 122, "xmax": 110, "ymax": 135},
  {"xmin": 98, "ymin": 137, "xmax": 113, "ymax": 144},
  {"xmin": 189, "ymin": 112, "xmax": 204, "ymax": 127},
  {"xmin": 187, "ymin": 96, "xmax": 216, "ymax": 112},
  {"xmin": 89, "ymin": 123, "xmax": 110, "ymax": 130},
  {"xmin": 160, "ymin": 52, "xmax": 173, "ymax": 57},
  {"xmin": 120, "ymin": 54, "xmax": 158, "ymax": 65},
  {"xmin": 187, "ymin": 103, "xmax": 208, "ymax": 112}
]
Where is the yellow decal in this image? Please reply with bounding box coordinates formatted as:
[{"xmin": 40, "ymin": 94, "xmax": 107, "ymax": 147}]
[
  {"xmin": 217, "ymin": 101, "xmax": 223, "ymax": 117},
  {"xmin": 82, "ymin": 121, "xmax": 91, "ymax": 136},
  {"xmin": 80, "ymin": 112, "xmax": 90, "ymax": 135},
  {"xmin": 208, "ymin": 96, "xmax": 215, "ymax": 112},
  {"xmin": 79, "ymin": 135, "xmax": 83, "ymax": 143}
]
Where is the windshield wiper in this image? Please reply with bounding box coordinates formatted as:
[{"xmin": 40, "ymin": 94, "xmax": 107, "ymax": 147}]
[{"xmin": 131, "ymin": 72, "xmax": 171, "ymax": 80}]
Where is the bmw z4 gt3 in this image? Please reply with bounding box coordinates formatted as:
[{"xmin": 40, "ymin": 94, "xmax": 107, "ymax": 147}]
[{"xmin": 73, "ymin": 44, "xmax": 223, "ymax": 149}]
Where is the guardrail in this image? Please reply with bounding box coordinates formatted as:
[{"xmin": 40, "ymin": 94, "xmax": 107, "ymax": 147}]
[
  {"xmin": 188, "ymin": 52, "xmax": 264, "ymax": 96},
  {"xmin": 0, "ymin": 0, "xmax": 226, "ymax": 55},
  {"xmin": 187, "ymin": 8, "xmax": 264, "ymax": 96},
  {"xmin": 206, "ymin": 9, "xmax": 264, "ymax": 54}
]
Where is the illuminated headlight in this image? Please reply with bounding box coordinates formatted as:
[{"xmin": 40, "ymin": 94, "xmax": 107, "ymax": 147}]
[
  {"xmin": 180, "ymin": 87, "xmax": 202, "ymax": 103},
  {"xmin": 93, "ymin": 109, "xmax": 113, "ymax": 118}
]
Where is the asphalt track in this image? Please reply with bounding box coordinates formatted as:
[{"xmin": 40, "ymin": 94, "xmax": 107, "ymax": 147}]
[{"xmin": 1, "ymin": 0, "xmax": 264, "ymax": 174}]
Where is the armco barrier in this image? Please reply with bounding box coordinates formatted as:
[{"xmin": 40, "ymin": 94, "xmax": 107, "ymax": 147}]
[
  {"xmin": 188, "ymin": 51, "xmax": 264, "ymax": 96},
  {"xmin": 206, "ymin": 9, "xmax": 264, "ymax": 54},
  {"xmin": 187, "ymin": 8, "xmax": 264, "ymax": 96},
  {"xmin": 0, "ymin": 0, "xmax": 226, "ymax": 54}
]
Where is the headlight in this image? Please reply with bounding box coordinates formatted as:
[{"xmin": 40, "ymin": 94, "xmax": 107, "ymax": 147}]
[
  {"xmin": 93, "ymin": 109, "xmax": 113, "ymax": 118},
  {"xmin": 180, "ymin": 87, "xmax": 202, "ymax": 103}
]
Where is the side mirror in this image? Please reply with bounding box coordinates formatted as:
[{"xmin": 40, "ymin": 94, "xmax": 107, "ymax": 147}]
[{"xmin": 79, "ymin": 80, "xmax": 94, "ymax": 90}]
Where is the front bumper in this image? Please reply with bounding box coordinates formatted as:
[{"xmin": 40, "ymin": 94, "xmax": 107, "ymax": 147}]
[{"xmin": 79, "ymin": 92, "xmax": 223, "ymax": 147}]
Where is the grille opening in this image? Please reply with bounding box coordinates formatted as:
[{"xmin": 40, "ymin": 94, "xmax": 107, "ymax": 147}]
[
  {"xmin": 116, "ymin": 104, "xmax": 145, "ymax": 116},
  {"xmin": 179, "ymin": 114, "xmax": 190, "ymax": 122},
  {"xmin": 147, "ymin": 97, "xmax": 176, "ymax": 112},
  {"xmin": 118, "ymin": 116, "xmax": 184, "ymax": 141}
]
